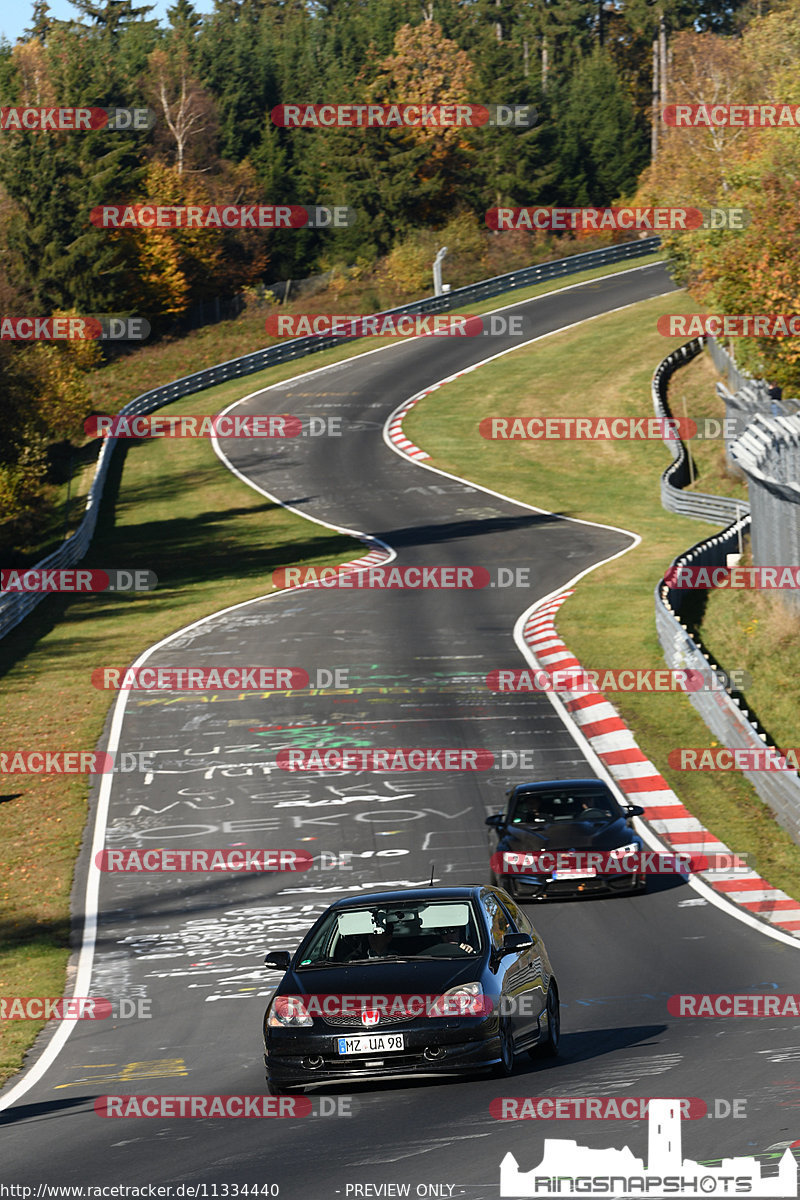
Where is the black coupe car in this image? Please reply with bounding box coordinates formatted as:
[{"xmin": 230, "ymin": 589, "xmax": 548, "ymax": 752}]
[
  {"xmin": 487, "ymin": 777, "xmax": 646, "ymax": 899},
  {"xmin": 262, "ymin": 886, "xmax": 559, "ymax": 1093}
]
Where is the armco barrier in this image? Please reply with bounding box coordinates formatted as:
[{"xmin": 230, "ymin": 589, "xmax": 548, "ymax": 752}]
[
  {"xmin": 653, "ymin": 342, "xmax": 800, "ymax": 847},
  {"xmin": 651, "ymin": 336, "xmax": 749, "ymax": 525},
  {"xmin": 0, "ymin": 237, "xmax": 661, "ymax": 641}
]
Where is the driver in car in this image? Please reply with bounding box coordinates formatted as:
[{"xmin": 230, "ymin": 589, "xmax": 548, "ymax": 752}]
[
  {"xmin": 345, "ymin": 917, "xmax": 397, "ymax": 959},
  {"xmin": 424, "ymin": 927, "xmax": 476, "ymax": 956}
]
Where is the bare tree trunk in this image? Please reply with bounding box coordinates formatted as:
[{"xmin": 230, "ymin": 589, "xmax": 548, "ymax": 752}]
[
  {"xmin": 541, "ymin": 35, "xmax": 548, "ymax": 92},
  {"xmin": 651, "ymin": 34, "xmax": 659, "ymax": 160},
  {"xmin": 523, "ymin": 36, "xmax": 529, "ymax": 79},
  {"xmin": 659, "ymin": 12, "xmax": 668, "ymax": 108}
]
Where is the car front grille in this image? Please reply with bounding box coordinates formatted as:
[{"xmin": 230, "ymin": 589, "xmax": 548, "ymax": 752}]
[{"xmin": 321, "ymin": 1009, "xmax": 419, "ymax": 1028}]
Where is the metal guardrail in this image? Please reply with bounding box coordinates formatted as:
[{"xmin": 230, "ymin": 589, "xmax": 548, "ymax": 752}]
[
  {"xmin": 653, "ymin": 342, "xmax": 800, "ymax": 847},
  {"xmin": 651, "ymin": 336, "xmax": 750, "ymax": 524},
  {"xmin": 0, "ymin": 237, "xmax": 662, "ymax": 641}
]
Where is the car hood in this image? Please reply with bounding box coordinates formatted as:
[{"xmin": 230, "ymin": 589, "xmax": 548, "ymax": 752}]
[
  {"xmin": 276, "ymin": 956, "xmax": 483, "ymax": 997},
  {"xmin": 501, "ymin": 817, "xmax": 639, "ymax": 852}
]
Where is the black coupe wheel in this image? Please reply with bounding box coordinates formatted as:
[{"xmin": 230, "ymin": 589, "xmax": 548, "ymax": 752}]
[
  {"xmin": 492, "ymin": 1015, "xmax": 515, "ymax": 1076},
  {"xmin": 530, "ymin": 982, "xmax": 560, "ymax": 1059}
]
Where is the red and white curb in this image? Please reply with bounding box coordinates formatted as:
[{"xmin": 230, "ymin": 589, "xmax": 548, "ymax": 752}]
[
  {"xmin": 287, "ymin": 544, "xmax": 392, "ymax": 590},
  {"xmin": 386, "ymin": 393, "xmax": 431, "ymax": 461},
  {"xmin": 523, "ymin": 591, "xmax": 800, "ymax": 937},
  {"xmin": 386, "ymin": 367, "xmax": 482, "ymax": 462}
]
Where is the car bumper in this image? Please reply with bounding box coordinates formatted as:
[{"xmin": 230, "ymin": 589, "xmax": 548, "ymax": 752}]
[
  {"xmin": 265, "ymin": 1019, "xmax": 503, "ymax": 1086},
  {"xmin": 502, "ymin": 872, "xmax": 645, "ymax": 899}
]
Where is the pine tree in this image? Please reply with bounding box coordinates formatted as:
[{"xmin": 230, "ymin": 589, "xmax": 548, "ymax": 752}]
[{"xmin": 552, "ymin": 45, "xmax": 648, "ymax": 204}]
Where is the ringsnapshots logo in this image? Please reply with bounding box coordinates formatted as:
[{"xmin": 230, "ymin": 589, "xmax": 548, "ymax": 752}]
[
  {"xmin": 271, "ymin": 102, "xmax": 537, "ymax": 128},
  {"xmin": 499, "ymin": 1098, "xmax": 797, "ymax": 1197},
  {"xmin": 0, "ymin": 568, "xmax": 156, "ymax": 592},
  {"xmin": 0, "ymin": 106, "xmax": 154, "ymax": 132},
  {"xmin": 486, "ymin": 206, "xmax": 749, "ymax": 232},
  {"xmin": 90, "ymin": 205, "xmax": 355, "ymax": 229},
  {"xmin": 0, "ymin": 315, "xmax": 150, "ymax": 340},
  {"xmin": 486, "ymin": 667, "xmax": 751, "ymax": 693},
  {"xmin": 271, "ymin": 565, "xmax": 533, "ymax": 589},
  {"xmin": 265, "ymin": 313, "xmax": 526, "ymax": 338}
]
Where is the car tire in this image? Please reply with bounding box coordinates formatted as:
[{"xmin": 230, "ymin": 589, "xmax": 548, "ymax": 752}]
[
  {"xmin": 529, "ymin": 982, "xmax": 560, "ymax": 1059},
  {"xmin": 492, "ymin": 1015, "xmax": 515, "ymax": 1076}
]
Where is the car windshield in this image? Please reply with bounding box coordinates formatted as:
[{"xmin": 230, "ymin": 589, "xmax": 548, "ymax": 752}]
[
  {"xmin": 510, "ymin": 787, "xmax": 618, "ymax": 825},
  {"xmin": 295, "ymin": 899, "xmax": 484, "ymax": 964}
]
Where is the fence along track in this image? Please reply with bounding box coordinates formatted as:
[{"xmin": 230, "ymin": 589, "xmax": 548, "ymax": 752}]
[
  {"xmin": 653, "ymin": 339, "xmax": 800, "ymax": 847},
  {"xmin": 0, "ymin": 238, "xmax": 660, "ymax": 641}
]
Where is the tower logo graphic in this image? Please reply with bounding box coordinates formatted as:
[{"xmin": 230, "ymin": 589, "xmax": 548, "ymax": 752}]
[{"xmin": 500, "ymin": 1098, "xmax": 797, "ymax": 1197}]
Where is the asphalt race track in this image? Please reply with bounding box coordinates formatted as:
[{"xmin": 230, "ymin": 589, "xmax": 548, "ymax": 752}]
[{"xmin": 4, "ymin": 262, "xmax": 800, "ymax": 1198}]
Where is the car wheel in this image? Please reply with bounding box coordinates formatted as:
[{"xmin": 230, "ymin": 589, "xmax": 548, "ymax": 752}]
[
  {"xmin": 492, "ymin": 1015, "xmax": 515, "ymax": 1076},
  {"xmin": 529, "ymin": 982, "xmax": 560, "ymax": 1059}
]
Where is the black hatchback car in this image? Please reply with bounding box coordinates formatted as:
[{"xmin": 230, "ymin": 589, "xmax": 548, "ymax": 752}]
[
  {"xmin": 487, "ymin": 778, "xmax": 646, "ymax": 900},
  {"xmin": 262, "ymin": 886, "xmax": 559, "ymax": 1093}
]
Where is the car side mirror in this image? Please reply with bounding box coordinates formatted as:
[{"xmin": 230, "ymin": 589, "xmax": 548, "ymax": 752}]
[
  {"xmin": 485, "ymin": 813, "xmax": 506, "ymax": 829},
  {"xmin": 264, "ymin": 950, "xmax": 291, "ymax": 970},
  {"xmin": 499, "ymin": 931, "xmax": 534, "ymax": 956},
  {"xmin": 625, "ymin": 804, "xmax": 645, "ymax": 818}
]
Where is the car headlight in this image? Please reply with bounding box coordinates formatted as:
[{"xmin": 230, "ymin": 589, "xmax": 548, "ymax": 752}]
[
  {"xmin": 427, "ymin": 982, "xmax": 488, "ymax": 1018},
  {"xmin": 609, "ymin": 842, "xmax": 639, "ymax": 857},
  {"xmin": 267, "ymin": 996, "xmax": 313, "ymax": 1027}
]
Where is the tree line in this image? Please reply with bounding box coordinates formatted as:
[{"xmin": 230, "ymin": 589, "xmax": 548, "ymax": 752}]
[{"xmin": 0, "ymin": 0, "xmax": 786, "ymax": 545}]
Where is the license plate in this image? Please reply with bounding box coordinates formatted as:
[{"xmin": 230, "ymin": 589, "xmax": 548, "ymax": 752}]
[
  {"xmin": 553, "ymin": 868, "xmax": 597, "ymax": 879},
  {"xmin": 337, "ymin": 1034, "xmax": 405, "ymax": 1055}
]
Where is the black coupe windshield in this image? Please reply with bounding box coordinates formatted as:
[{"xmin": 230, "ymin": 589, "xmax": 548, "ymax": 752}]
[
  {"xmin": 511, "ymin": 786, "xmax": 617, "ymax": 825},
  {"xmin": 296, "ymin": 899, "xmax": 484, "ymax": 964}
]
